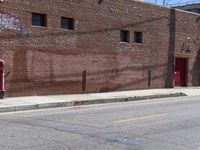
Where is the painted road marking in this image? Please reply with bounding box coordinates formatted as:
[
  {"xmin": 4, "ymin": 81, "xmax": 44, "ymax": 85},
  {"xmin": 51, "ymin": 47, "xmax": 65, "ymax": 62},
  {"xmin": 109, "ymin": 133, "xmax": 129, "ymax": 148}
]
[{"xmin": 113, "ymin": 113, "xmax": 167, "ymax": 124}]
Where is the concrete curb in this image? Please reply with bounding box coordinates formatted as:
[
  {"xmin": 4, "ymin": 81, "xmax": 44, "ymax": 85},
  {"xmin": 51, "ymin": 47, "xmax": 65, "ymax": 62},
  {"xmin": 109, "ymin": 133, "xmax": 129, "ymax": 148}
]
[{"xmin": 0, "ymin": 92, "xmax": 187, "ymax": 113}]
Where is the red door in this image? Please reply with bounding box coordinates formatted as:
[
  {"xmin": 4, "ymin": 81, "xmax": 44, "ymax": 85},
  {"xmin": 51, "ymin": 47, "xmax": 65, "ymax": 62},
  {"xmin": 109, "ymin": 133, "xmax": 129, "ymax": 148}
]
[{"xmin": 175, "ymin": 58, "xmax": 187, "ymax": 87}]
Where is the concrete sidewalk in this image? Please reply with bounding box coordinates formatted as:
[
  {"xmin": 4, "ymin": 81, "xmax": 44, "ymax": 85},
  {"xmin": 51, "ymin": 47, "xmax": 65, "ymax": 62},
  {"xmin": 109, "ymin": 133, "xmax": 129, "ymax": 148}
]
[{"xmin": 0, "ymin": 87, "xmax": 200, "ymax": 113}]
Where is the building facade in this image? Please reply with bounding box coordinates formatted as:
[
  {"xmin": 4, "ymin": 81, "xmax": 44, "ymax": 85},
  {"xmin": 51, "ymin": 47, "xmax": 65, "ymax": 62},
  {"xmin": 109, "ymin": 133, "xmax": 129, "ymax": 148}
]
[
  {"xmin": 173, "ymin": 3, "xmax": 200, "ymax": 14},
  {"xmin": 1, "ymin": 0, "xmax": 200, "ymax": 97}
]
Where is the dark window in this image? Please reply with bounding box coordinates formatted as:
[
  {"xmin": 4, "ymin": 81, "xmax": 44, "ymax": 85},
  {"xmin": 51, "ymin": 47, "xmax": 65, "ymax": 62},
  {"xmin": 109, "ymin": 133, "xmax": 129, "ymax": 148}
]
[
  {"xmin": 134, "ymin": 31, "xmax": 143, "ymax": 44},
  {"xmin": 192, "ymin": 8, "xmax": 200, "ymax": 13},
  {"xmin": 61, "ymin": 17, "xmax": 74, "ymax": 30},
  {"xmin": 120, "ymin": 30, "xmax": 130, "ymax": 42},
  {"xmin": 32, "ymin": 13, "xmax": 47, "ymax": 27}
]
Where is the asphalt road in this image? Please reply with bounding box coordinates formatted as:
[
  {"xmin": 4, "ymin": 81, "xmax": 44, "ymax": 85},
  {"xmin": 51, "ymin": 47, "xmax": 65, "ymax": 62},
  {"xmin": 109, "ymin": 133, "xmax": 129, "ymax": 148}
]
[{"xmin": 0, "ymin": 96, "xmax": 200, "ymax": 150}]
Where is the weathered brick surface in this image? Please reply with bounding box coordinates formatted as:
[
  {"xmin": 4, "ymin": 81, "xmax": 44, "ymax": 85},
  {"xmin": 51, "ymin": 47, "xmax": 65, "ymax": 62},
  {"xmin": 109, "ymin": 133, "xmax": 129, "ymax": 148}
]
[{"xmin": 0, "ymin": 0, "xmax": 200, "ymax": 97}]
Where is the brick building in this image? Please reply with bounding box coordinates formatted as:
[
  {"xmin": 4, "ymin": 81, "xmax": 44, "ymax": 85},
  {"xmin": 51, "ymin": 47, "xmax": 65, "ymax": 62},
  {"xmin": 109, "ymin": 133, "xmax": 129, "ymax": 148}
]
[{"xmin": 1, "ymin": 0, "xmax": 200, "ymax": 97}]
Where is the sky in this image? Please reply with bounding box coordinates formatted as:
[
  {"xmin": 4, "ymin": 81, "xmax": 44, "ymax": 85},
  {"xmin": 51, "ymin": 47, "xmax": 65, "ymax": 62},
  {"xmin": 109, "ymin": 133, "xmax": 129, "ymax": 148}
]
[{"xmin": 145, "ymin": 0, "xmax": 196, "ymax": 6}]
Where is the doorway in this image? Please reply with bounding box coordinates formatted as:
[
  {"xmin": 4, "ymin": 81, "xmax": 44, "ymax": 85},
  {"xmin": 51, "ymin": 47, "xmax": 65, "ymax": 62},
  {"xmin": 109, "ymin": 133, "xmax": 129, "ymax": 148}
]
[{"xmin": 174, "ymin": 57, "xmax": 188, "ymax": 87}]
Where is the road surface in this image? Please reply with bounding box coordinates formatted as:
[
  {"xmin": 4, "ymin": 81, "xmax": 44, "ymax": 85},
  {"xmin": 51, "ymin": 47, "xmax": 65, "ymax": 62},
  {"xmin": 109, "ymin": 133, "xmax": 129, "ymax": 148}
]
[{"xmin": 0, "ymin": 96, "xmax": 200, "ymax": 150}]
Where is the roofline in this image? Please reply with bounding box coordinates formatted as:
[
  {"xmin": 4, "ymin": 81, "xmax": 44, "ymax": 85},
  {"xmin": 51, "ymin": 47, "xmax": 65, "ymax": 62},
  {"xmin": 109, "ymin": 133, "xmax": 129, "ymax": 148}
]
[{"xmin": 132, "ymin": 0, "xmax": 200, "ymax": 16}]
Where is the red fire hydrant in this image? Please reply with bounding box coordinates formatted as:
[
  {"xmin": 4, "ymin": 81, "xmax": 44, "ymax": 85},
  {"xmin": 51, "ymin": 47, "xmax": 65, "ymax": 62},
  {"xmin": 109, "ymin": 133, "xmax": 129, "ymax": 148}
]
[{"xmin": 0, "ymin": 59, "xmax": 5, "ymax": 99}]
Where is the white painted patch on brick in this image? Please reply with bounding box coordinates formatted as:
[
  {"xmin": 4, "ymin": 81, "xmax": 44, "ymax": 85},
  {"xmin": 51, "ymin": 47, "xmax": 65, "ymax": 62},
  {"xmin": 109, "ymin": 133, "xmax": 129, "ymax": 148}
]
[{"xmin": 0, "ymin": 12, "xmax": 22, "ymax": 31}]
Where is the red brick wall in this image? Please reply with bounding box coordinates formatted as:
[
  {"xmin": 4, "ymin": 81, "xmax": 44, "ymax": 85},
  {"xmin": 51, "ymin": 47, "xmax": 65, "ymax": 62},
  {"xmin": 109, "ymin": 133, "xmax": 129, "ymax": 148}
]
[{"xmin": 1, "ymin": 0, "xmax": 200, "ymax": 96}]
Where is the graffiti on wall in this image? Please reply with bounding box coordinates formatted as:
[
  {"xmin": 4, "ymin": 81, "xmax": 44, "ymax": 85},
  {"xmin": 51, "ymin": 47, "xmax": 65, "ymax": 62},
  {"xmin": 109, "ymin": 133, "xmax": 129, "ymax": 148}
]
[{"xmin": 0, "ymin": 12, "xmax": 22, "ymax": 31}]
